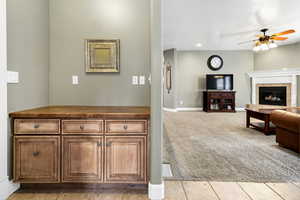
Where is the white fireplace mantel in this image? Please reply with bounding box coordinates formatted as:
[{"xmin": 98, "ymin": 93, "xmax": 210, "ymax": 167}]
[{"xmin": 248, "ymin": 68, "xmax": 300, "ymax": 106}]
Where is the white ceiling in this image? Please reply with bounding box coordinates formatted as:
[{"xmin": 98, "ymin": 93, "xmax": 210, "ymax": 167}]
[{"xmin": 163, "ymin": 0, "xmax": 300, "ymax": 50}]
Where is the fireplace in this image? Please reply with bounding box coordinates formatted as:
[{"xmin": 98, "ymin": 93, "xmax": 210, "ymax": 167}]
[
  {"xmin": 248, "ymin": 69, "xmax": 299, "ymax": 107},
  {"xmin": 256, "ymin": 83, "xmax": 291, "ymax": 107},
  {"xmin": 259, "ymin": 86, "xmax": 287, "ymax": 106}
]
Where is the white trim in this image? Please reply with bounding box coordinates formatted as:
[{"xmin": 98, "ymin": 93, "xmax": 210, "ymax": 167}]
[
  {"xmin": 164, "ymin": 107, "xmax": 245, "ymax": 112},
  {"xmin": 236, "ymin": 107, "xmax": 245, "ymax": 111},
  {"xmin": 162, "ymin": 164, "xmax": 173, "ymax": 178},
  {"xmin": 0, "ymin": 1, "xmax": 20, "ymax": 198},
  {"xmin": 0, "ymin": 177, "xmax": 20, "ymax": 200},
  {"xmin": 148, "ymin": 182, "xmax": 165, "ymax": 200},
  {"xmin": 248, "ymin": 68, "xmax": 300, "ymax": 77},
  {"xmin": 0, "ymin": 0, "xmax": 8, "ymax": 184},
  {"xmin": 176, "ymin": 107, "xmax": 202, "ymax": 111},
  {"xmin": 163, "ymin": 107, "xmax": 177, "ymax": 112},
  {"xmin": 249, "ymin": 69, "xmax": 298, "ymax": 106}
]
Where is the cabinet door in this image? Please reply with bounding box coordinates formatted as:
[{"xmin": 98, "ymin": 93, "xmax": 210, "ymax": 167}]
[
  {"xmin": 105, "ymin": 136, "xmax": 147, "ymax": 183},
  {"xmin": 14, "ymin": 136, "xmax": 60, "ymax": 183},
  {"xmin": 62, "ymin": 136, "xmax": 103, "ymax": 183}
]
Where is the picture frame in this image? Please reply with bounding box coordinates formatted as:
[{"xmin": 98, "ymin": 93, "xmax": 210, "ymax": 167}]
[{"xmin": 85, "ymin": 39, "xmax": 120, "ymax": 73}]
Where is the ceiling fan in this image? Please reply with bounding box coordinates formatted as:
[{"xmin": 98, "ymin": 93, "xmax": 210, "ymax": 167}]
[{"xmin": 239, "ymin": 28, "xmax": 296, "ymax": 52}]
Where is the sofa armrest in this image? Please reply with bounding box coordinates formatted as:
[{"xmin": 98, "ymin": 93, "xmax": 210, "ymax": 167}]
[{"xmin": 270, "ymin": 110, "xmax": 300, "ymax": 134}]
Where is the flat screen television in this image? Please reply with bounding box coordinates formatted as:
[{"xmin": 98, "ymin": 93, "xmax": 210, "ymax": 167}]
[{"xmin": 206, "ymin": 74, "xmax": 233, "ymax": 90}]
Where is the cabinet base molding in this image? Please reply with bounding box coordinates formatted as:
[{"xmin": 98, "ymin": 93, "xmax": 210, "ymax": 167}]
[
  {"xmin": 148, "ymin": 182, "xmax": 164, "ymax": 200},
  {"xmin": 20, "ymin": 183, "xmax": 147, "ymax": 191}
]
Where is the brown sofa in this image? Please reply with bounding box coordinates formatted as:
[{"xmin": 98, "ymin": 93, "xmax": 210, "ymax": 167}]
[{"xmin": 270, "ymin": 110, "xmax": 300, "ymax": 153}]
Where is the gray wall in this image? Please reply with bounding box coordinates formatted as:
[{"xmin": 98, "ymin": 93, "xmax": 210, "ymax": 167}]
[
  {"xmin": 150, "ymin": 0, "xmax": 163, "ymax": 185},
  {"xmin": 254, "ymin": 42, "xmax": 300, "ymax": 70},
  {"xmin": 176, "ymin": 50, "xmax": 254, "ymax": 108},
  {"xmin": 7, "ymin": 0, "xmax": 49, "ymax": 177},
  {"xmin": 254, "ymin": 43, "xmax": 300, "ymax": 106},
  {"xmin": 49, "ymin": 0, "xmax": 150, "ymax": 106},
  {"xmin": 163, "ymin": 49, "xmax": 177, "ymax": 109}
]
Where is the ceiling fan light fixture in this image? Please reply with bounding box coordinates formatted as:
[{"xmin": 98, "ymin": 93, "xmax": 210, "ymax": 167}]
[
  {"xmin": 253, "ymin": 46, "xmax": 260, "ymax": 52},
  {"xmin": 261, "ymin": 43, "xmax": 269, "ymax": 51},
  {"xmin": 269, "ymin": 41, "xmax": 278, "ymax": 49}
]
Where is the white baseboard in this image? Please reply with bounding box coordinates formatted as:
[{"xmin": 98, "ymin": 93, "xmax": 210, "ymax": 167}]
[
  {"xmin": 0, "ymin": 177, "xmax": 19, "ymax": 200},
  {"xmin": 148, "ymin": 182, "xmax": 164, "ymax": 200},
  {"xmin": 164, "ymin": 107, "xmax": 246, "ymax": 112},
  {"xmin": 163, "ymin": 107, "xmax": 202, "ymax": 112},
  {"xmin": 236, "ymin": 107, "xmax": 245, "ymax": 111},
  {"xmin": 176, "ymin": 107, "xmax": 203, "ymax": 111},
  {"xmin": 163, "ymin": 107, "xmax": 177, "ymax": 112}
]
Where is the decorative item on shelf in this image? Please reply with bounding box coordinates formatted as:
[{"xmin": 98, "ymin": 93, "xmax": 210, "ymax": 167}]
[
  {"xmin": 165, "ymin": 63, "xmax": 172, "ymax": 94},
  {"xmin": 85, "ymin": 39, "xmax": 120, "ymax": 73},
  {"xmin": 207, "ymin": 55, "xmax": 223, "ymax": 71}
]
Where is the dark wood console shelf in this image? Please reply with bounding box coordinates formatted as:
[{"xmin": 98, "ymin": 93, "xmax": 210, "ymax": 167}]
[{"xmin": 203, "ymin": 91, "xmax": 236, "ymax": 112}]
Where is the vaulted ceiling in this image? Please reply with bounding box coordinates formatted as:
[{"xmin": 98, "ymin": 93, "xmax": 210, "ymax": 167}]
[{"xmin": 163, "ymin": 0, "xmax": 300, "ymax": 50}]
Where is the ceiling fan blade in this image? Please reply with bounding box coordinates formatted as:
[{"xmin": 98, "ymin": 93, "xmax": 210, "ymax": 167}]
[
  {"xmin": 238, "ymin": 40, "xmax": 257, "ymax": 45},
  {"xmin": 271, "ymin": 36, "xmax": 288, "ymax": 41},
  {"xmin": 272, "ymin": 29, "xmax": 295, "ymax": 36}
]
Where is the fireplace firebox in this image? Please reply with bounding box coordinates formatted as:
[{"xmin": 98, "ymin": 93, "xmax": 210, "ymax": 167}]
[{"xmin": 259, "ymin": 86, "xmax": 287, "ymax": 106}]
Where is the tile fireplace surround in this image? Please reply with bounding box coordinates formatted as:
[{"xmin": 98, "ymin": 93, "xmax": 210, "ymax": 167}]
[{"xmin": 248, "ymin": 68, "xmax": 300, "ymax": 107}]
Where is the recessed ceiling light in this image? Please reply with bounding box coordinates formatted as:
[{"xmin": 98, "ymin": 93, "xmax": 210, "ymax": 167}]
[{"xmin": 195, "ymin": 43, "xmax": 203, "ymax": 47}]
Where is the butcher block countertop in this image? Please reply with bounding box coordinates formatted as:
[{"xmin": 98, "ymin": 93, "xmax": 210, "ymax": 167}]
[{"xmin": 9, "ymin": 106, "xmax": 150, "ymax": 119}]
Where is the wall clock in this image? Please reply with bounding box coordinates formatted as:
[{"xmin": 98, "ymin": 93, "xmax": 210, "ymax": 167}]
[{"xmin": 207, "ymin": 55, "xmax": 223, "ymax": 71}]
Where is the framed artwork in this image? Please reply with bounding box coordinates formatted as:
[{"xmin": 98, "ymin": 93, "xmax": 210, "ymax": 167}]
[
  {"xmin": 165, "ymin": 64, "xmax": 172, "ymax": 94},
  {"xmin": 85, "ymin": 39, "xmax": 120, "ymax": 73}
]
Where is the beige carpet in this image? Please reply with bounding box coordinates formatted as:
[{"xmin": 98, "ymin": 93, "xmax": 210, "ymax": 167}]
[{"xmin": 163, "ymin": 111, "xmax": 300, "ymax": 182}]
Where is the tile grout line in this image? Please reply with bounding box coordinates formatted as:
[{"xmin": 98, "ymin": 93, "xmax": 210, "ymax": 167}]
[
  {"xmin": 264, "ymin": 183, "xmax": 286, "ymax": 200},
  {"xmin": 208, "ymin": 182, "xmax": 221, "ymax": 200},
  {"xmin": 236, "ymin": 182, "xmax": 254, "ymax": 200},
  {"xmin": 180, "ymin": 181, "xmax": 189, "ymax": 200}
]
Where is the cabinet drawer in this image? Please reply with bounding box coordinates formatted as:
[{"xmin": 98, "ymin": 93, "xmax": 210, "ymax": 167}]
[
  {"xmin": 62, "ymin": 120, "xmax": 103, "ymax": 134},
  {"xmin": 105, "ymin": 120, "xmax": 148, "ymax": 134},
  {"xmin": 14, "ymin": 119, "xmax": 60, "ymax": 135}
]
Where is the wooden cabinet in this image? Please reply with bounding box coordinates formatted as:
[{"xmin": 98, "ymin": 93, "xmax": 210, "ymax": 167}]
[
  {"xmin": 62, "ymin": 136, "xmax": 103, "ymax": 182},
  {"xmin": 203, "ymin": 91, "xmax": 236, "ymax": 112},
  {"xmin": 105, "ymin": 136, "xmax": 147, "ymax": 183},
  {"xmin": 14, "ymin": 136, "xmax": 60, "ymax": 183},
  {"xmin": 10, "ymin": 106, "xmax": 150, "ymax": 186}
]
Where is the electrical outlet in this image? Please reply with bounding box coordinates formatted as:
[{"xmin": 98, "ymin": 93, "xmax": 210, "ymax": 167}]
[
  {"xmin": 139, "ymin": 76, "xmax": 145, "ymax": 85},
  {"xmin": 72, "ymin": 76, "xmax": 79, "ymax": 85},
  {"xmin": 7, "ymin": 71, "xmax": 19, "ymax": 83},
  {"xmin": 132, "ymin": 76, "xmax": 138, "ymax": 85}
]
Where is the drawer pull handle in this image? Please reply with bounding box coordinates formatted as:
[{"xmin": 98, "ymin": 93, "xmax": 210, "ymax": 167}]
[
  {"xmin": 106, "ymin": 142, "xmax": 112, "ymax": 147},
  {"xmin": 123, "ymin": 125, "xmax": 128, "ymax": 130},
  {"xmin": 34, "ymin": 124, "xmax": 40, "ymax": 129},
  {"xmin": 80, "ymin": 125, "xmax": 84, "ymax": 130},
  {"xmin": 32, "ymin": 152, "xmax": 40, "ymax": 157}
]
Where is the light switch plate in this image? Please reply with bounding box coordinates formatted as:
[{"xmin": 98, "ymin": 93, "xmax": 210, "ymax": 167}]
[
  {"xmin": 7, "ymin": 71, "xmax": 19, "ymax": 83},
  {"xmin": 72, "ymin": 75, "xmax": 79, "ymax": 85},
  {"xmin": 139, "ymin": 76, "xmax": 145, "ymax": 85},
  {"xmin": 132, "ymin": 76, "xmax": 138, "ymax": 85}
]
